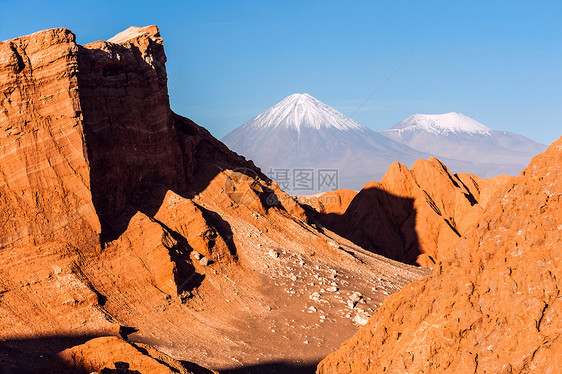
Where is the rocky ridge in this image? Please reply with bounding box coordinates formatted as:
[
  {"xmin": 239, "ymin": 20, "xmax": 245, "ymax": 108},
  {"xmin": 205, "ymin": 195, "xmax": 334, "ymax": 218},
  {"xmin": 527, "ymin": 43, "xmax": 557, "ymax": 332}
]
[
  {"xmin": 304, "ymin": 157, "xmax": 513, "ymax": 266},
  {"xmin": 317, "ymin": 137, "xmax": 562, "ymax": 373}
]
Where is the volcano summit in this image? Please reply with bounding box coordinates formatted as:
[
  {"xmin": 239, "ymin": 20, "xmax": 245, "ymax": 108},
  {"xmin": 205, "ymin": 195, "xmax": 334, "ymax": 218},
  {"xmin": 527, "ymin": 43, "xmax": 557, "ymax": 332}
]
[{"xmin": 223, "ymin": 94, "xmax": 427, "ymax": 191}]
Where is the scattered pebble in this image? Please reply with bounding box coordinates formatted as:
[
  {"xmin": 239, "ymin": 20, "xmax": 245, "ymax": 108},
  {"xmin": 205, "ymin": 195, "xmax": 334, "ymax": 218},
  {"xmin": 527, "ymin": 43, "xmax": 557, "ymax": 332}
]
[
  {"xmin": 353, "ymin": 311, "xmax": 370, "ymax": 326},
  {"xmin": 310, "ymin": 292, "xmax": 322, "ymax": 302},
  {"xmin": 349, "ymin": 291, "xmax": 363, "ymax": 302}
]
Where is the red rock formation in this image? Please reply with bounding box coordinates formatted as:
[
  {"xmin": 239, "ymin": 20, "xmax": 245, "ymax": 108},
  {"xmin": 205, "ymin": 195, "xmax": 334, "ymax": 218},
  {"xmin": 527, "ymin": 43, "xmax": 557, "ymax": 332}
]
[
  {"xmin": 298, "ymin": 189, "xmax": 357, "ymax": 216},
  {"xmin": 307, "ymin": 157, "xmax": 513, "ymax": 266},
  {"xmin": 317, "ymin": 137, "xmax": 562, "ymax": 373},
  {"xmin": 0, "ymin": 28, "xmax": 98, "ymax": 249},
  {"xmin": 0, "ymin": 28, "xmax": 116, "ymax": 340},
  {"xmin": 0, "ymin": 26, "xmax": 428, "ymax": 372},
  {"xmin": 38, "ymin": 336, "xmax": 216, "ymax": 374}
]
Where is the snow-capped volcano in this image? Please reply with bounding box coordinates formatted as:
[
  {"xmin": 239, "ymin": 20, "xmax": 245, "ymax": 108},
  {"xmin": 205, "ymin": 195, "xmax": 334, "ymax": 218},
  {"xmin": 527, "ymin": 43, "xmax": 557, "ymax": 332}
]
[
  {"xmin": 223, "ymin": 95, "xmax": 546, "ymax": 191},
  {"xmin": 222, "ymin": 94, "xmax": 428, "ymax": 191},
  {"xmin": 382, "ymin": 113, "xmax": 546, "ymax": 177},
  {"xmin": 250, "ymin": 93, "xmax": 365, "ymax": 132},
  {"xmin": 388, "ymin": 112, "xmax": 491, "ymax": 136}
]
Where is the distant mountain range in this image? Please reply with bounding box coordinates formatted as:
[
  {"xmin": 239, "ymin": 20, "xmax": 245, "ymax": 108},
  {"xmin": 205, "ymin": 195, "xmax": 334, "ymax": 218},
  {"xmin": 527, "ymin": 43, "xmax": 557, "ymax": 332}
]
[
  {"xmin": 382, "ymin": 112, "xmax": 547, "ymax": 177},
  {"xmin": 222, "ymin": 94, "xmax": 546, "ymax": 191}
]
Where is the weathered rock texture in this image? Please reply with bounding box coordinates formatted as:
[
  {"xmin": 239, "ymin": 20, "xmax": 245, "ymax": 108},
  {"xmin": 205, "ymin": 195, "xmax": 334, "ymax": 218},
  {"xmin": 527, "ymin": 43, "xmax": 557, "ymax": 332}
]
[
  {"xmin": 38, "ymin": 336, "xmax": 216, "ymax": 374},
  {"xmin": 305, "ymin": 157, "xmax": 513, "ymax": 266},
  {"xmin": 298, "ymin": 189, "xmax": 358, "ymax": 216},
  {"xmin": 0, "ymin": 27, "xmax": 428, "ymax": 372},
  {"xmin": 317, "ymin": 137, "xmax": 562, "ymax": 373},
  {"xmin": 0, "ymin": 27, "xmax": 98, "ymax": 249}
]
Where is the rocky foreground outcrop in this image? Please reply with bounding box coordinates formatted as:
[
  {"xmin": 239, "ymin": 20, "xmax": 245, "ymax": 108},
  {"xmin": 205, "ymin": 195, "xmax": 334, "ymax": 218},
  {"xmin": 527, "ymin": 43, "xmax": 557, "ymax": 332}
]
[
  {"xmin": 0, "ymin": 27, "xmax": 428, "ymax": 372},
  {"xmin": 38, "ymin": 336, "xmax": 217, "ymax": 374},
  {"xmin": 317, "ymin": 137, "xmax": 562, "ymax": 373},
  {"xmin": 305, "ymin": 157, "xmax": 513, "ymax": 266}
]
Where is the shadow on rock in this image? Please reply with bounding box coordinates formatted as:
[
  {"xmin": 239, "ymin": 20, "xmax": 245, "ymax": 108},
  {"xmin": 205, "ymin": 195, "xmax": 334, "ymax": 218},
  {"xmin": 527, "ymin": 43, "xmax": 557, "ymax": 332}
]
[{"xmin": 302, "ymin": 186, "xmax": 424, "ymax": 265}]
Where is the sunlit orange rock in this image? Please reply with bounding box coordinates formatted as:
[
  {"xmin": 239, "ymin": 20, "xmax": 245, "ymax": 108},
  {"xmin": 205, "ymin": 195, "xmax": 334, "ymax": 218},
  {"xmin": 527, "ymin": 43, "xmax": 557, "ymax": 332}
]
[
  {"xmin": 298, "ymin": 189, "xmax": 357, "ymax": 216},
  {"xmin": 38, "ymin": 336, "xmax": 216, "ymax": 374},
  {"xmin": 317, "ymin": 137, "xmax": 562, "ymax": 373},
  {"xmin": 0, "ymin": 26, "xmax": 428, "ymax": 372},
  {"xmin": 307, "ymin": 157, "xmax": 513, "ymax": 266}
]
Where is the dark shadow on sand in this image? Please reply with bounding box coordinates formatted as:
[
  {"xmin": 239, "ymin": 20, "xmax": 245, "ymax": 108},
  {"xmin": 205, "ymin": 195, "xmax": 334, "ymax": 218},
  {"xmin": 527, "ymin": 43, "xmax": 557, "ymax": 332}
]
[{"xmin": 0, "ymin": 334, "xmax": 102, "ymax": 374}]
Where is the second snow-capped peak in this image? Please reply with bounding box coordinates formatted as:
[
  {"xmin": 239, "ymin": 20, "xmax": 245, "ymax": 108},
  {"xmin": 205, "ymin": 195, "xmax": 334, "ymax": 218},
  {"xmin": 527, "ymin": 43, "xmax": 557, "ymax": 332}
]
[{"xmin": 387, "ymin": 112, "xmax": 492, "ymax": 136}]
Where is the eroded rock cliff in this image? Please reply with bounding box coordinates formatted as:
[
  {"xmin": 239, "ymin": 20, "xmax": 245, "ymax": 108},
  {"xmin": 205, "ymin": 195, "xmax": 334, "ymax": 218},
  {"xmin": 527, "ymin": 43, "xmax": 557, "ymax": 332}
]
[
  {"xmin": 0, "ymin": 26, "xmax": 428, "ymax": 373},
  {"xmin": 305, "ymin": 157, "xmax": 513, "ymax": 266},
  {"xmin": 317, "ymin": 137, "xmax": 562, "ymax": 373}
]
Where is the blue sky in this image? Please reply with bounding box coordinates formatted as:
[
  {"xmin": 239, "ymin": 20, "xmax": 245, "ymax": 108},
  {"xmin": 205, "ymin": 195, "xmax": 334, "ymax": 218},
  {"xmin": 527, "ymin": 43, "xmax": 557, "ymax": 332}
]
[{"xmin": 1, "ymin": 0, "xmax": 560, "ymax": 144}]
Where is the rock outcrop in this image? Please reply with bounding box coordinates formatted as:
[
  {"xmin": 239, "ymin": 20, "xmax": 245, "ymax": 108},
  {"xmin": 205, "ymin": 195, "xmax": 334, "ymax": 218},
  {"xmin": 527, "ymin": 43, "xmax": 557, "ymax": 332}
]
[
  {"xmin": 317, "ymin": 137, "xmax": 562, "ymax": 373},
  {"xmin": 0, "ymin": 27, "xmax": 428, "ymax": 372},
  {"xmin": 0, "ymin": 27, "xmax": 97, "ymax": 249},
  {"xmin": 297, "ymin": 189, "xmax": 357, "ymax": 216},
  {"xmin": 38, "ymin": 336, "xmax": 216, "ymax": 374},
  {"xmin": 305, "ymin": 157, "xmax": 513, "ymax": 266}
]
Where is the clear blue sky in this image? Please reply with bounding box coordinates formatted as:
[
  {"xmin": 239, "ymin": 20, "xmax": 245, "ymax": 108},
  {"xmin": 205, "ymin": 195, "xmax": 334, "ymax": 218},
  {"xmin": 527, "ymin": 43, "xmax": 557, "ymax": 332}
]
[{"xmin": 1, "ymin": 0, "xmax": 560, "ymax": 145}]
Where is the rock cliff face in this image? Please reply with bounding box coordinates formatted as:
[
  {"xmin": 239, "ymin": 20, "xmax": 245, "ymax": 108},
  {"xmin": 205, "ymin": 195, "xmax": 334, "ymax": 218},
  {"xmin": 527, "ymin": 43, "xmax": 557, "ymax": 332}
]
[
  {"xmin": 317, "ymin": 137, "xmax": 562, "ymax": 373},
  {"xmin": 0, "ymin": 28, "xmax": 98, "ymax": 249},
  {"xmin": 306, "ymin": 157, "xmax": 513, "ymax": 266},
  {"xmin": 0, "ymin": 28, "xmax": 115, "ymax": 343},
  {"xmin": 0, "ymin": 27, "xmax": 428, "ymax": 373},
  {"xmin": 77, "ymin": 26, "xmax": 192, "ymax": 243}
]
